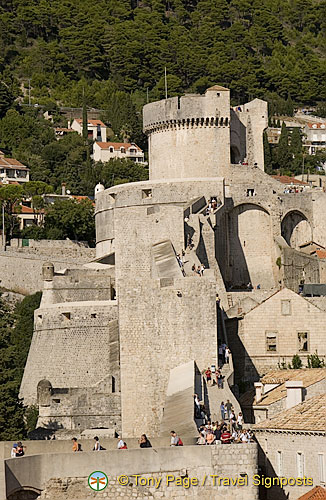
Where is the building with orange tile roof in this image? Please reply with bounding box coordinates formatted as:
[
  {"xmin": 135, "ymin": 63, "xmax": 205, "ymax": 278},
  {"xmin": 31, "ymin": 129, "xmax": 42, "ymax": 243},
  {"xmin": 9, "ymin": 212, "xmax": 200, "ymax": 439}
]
[
  {"xmin": 93, "ymin": 141, "xmax": 146, "ymax": 164},
  {"xmin": 297, "ymin": 486, "xmax": 326, "ymax": 500},
  {"xmin": 70, "ymin": 118, "xmax": 107, "ymax": 142},
  {"xmin": 0, "ymin": 150, "xmax": 30, "ymax": 184},
  {"xmin": 253, "ymin": 394, "xmax": 326, "ymax": 500}
]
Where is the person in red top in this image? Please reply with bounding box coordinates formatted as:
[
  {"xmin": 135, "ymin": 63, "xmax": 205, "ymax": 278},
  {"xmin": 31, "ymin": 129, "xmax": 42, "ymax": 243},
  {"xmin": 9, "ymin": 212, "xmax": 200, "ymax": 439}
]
[
  {"xmin": 205, "ymin": 367, "xmax": 212, "ymax": 386},
  {"xmin": 221, "ymin": 427, "xmax": 232, "ymax": 444}
]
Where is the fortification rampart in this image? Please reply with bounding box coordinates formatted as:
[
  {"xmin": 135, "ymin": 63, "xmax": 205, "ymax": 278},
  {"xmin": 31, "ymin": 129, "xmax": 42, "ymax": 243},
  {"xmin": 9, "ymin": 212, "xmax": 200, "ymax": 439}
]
[
  {"xmin": 143, "ymin": 87, "xmax": 231, "ymax": 179},
  {"xmin": 20, "ymin": 301, "xmax": 118, "ymax": 405},
  {"xmin": 3, "ymin": 444, "xmax": 259, "ymax": 500},
  {"xmin": 0, "ymin": 245, "xmax": 95, "ymax": 295}
]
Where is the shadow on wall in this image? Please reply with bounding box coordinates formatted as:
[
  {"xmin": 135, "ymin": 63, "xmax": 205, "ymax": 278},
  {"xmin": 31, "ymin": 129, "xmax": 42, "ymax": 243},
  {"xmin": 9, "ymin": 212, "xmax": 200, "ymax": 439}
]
[
  {"xmin": 227, "ymin": 204, "xmax": 251, "ymax": 288},
  {"xmin": 256, "ymin": 441, "xmax": 288, "ymax": 500},
  {"xmin": 196, "ymin": 220, "xmax": 209, "ymax": 269},
  {"xmin": 281, "ymin": 210, "xmax": 312, "ymax": 250},
  {"xmin": 225, "ymin": 317, "xmax": 260, "ymax": 387},
  {"xmin": 5, "ymin": 463, "xmax": 41, "ymax": 500}
]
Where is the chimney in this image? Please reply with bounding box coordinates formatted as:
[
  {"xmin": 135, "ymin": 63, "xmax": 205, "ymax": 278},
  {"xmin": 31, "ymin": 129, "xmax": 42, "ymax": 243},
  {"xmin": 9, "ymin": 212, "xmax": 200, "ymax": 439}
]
[
  {"xmin": 67, "ymin": 120, "xmax": 71, "ymax": 129},
  {"xmin": 285, "ymin": 381, "xmax": 303, "ymax": 409},
  {"xmin": 61, "ymin": 183, "xmax": 66, "ymax": 196},
  {"xmin": 254, "ymin": 382, "xmax": 263, "ymax": 403}
]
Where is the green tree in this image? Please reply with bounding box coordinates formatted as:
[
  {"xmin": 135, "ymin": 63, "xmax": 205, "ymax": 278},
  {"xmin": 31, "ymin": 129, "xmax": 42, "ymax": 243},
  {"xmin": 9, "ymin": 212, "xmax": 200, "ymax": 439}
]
[
  {"xmin": 289, "ymin": 354, "xmax": 302, "ymax": 369},
  {"xmin": 275, "ymin": 122, "xmax": 292, "ymax": 172},
  {"xmin": 263, "ymin": 131, "xmax": 272, "ymax": 172},
  {"xmin": 0, "ymin": 296, "xmax": 25, "ymax": 440},
  {"xmin": 0, "ymin": 184, "xmax": 23, "ymax": 241},
  {"xmin": 307, "ymin": 352, "xmax": 325, "ymax": 368},
  {"xmin": 44, "ymin": 198, "xmax": 95, "ymax": 244},
  {"xmin": 11, "ymin": 292, "xmax": 42, "ymax": 382}
]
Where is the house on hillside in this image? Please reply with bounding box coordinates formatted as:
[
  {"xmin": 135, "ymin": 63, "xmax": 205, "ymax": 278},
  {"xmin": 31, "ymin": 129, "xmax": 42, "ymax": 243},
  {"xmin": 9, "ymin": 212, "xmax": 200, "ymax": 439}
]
[
  {"xmin": 93, "ymin": 141, "xmax": 146, "ymax": 164},
  {"xmin": 253, "ymin": 393, "xmax": 326, "ymax": 500},
  {"xmin": 70, "ymin": 118, "xmax": 107, "ymax": 142},
  {"xmin": 303, "ymin": 123, "xmax": 326, "ymax": 155},
  {"xmin": 0, "ymin": 151, "xmax": 30, "ymax": 185}
]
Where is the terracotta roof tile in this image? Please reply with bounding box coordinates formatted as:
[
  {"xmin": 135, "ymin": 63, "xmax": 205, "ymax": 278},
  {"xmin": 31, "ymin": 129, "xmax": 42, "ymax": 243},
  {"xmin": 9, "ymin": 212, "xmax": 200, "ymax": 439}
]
[
  {"xmin": 95, "ymin": 141, "xmax": 142, "ymax": 151},
  {"xmin": 253, "ymin": 393, "xmax": 326, "ymax": 431},
  {"xmin": 241, "ymin": 369, "xmax": 326, "ymax": 407},
  {"xmin": 316, "ymin": 249, "xmax": 326, "ymax": 259},
  {"xmin": 306, "ymin": 123, "xmax": 326, "ymax": 129},
  {"xmin": 297, "ymin": 486, "xmax": 326, "ymax": 500},
  {"xmin": 75, "ymin": 119, "xmax": 106, "ymax": 127},
  {"xmin": 0, "ymin": 157, "xmax": 29, "ymax": 169},
  {"xmin": 271, "ymin": 175, "xmax": 308, "ymax": 185}
]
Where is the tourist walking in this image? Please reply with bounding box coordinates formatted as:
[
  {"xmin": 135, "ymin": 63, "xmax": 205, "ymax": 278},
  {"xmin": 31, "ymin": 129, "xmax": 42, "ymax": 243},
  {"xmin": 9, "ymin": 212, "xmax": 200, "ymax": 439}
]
[
  {"xmin": 93, "ymin": 436, "xmax": 105, "ymax": 451},
  {"xmin": 226, "ymin": 399, "xmax": 232, "ymax": 419},
  {"xmin": 170, "ymin": 431, "xmax": 179, "ymax": 446},
  {"xmin": 237, "ymin": 412, "xmax": 243, "ymax": 430},
  {"xmin": 205, "ymin": 367, "xmax": 212, "ymax": 386},
  {"xmin": 220, "ymin": 401, "xmax": 225, "ymax": 420}
]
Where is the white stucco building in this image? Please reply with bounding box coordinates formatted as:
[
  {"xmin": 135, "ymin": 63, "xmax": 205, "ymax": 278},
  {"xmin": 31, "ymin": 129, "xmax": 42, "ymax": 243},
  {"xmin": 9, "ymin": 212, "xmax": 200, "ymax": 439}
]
[
  {"xmin": 0, "ymin": 151, "xmax": 30, "ymax": 184},
  {"xmin": 93, "ymin": 141, "xmax": 146, "ymax": 164},
  {"xmin": 70, "ymin": 118, "xmax": 107, "ymax": 142}
]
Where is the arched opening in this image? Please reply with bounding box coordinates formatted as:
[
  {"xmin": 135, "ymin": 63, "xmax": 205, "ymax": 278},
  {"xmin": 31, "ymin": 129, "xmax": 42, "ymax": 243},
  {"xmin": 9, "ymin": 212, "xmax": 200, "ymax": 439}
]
[
  {"xmin": 281, "ymin": 211, "xmax": 312, "ymax": 250},
  {"xmin": 8, "ymin": 488, "xmax": 41, "ymax": 500},
  {"xmin": 227, "ymin": 204, "xmax": 274, "ymax": 289},
  {"xmin": 230, "ymin": 145, "xmax": 241, "ymax": 164}
]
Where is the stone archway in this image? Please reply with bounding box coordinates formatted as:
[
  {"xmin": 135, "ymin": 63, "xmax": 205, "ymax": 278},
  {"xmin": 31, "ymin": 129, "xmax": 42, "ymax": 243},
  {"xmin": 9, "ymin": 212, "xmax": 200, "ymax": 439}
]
[
  {"xmin": 228, "ymin": 203, "xmax": 274, "ymax": 289},
  {"xmin": 281, "ymin": 211, "xmax": 312, "ymax": 250},
  {"xmin": 7, "ymin": 488, "xmax": 40, "ymax": 500}
]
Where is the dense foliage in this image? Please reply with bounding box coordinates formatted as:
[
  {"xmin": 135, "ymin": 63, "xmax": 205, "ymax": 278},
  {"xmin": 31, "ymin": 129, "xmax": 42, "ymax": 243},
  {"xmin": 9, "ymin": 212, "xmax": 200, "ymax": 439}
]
[
  {"xmin": 0, "ymin": 0, "xmax": 326, "ymax": 185},
  {"xmin": 1, "ymin": 0, "xmax": 326, "ymax": 105},
  {"xmin": 0, "ymin": 292, "xmax": 41, "ymax": 440}
]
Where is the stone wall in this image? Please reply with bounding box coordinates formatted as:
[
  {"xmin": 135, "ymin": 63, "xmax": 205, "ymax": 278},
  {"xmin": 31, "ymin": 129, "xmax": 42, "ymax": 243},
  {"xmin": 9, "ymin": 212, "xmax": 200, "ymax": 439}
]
[
  {"xmin": 20, "ymin": 301, "xmax": 118, "ymax": 405},
  {"xmin": 143, "ymin": 87, "xmax": 231, "ymax": 180},
  {"xmin": 0, "ymin": 246, "xmax": 95, "ymax": 295},
  {"xmin": 227, "ymin": 288, "xmax": 326, "ymax": 382},
  {"xmin": 119, "ymin": 277, "xmax": 218, "ymax": 437},
  {"xmin": 4, "ymin": 445, "xmax": 259, "ymax": 500},
  {"xmin": 255, "ymin": 431, "xmax": 325, "ymax": 500}
]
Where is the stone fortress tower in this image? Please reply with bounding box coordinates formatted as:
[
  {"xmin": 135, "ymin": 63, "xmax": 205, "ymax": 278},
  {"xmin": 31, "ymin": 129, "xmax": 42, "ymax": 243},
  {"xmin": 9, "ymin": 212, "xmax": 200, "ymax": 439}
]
[{"xmin": 20, "ymin": 85, "xmax": 326, "ymax": 439}]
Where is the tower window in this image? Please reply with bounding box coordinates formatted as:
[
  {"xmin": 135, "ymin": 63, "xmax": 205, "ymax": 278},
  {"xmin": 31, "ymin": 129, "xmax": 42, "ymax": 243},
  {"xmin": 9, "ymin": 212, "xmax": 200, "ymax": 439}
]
[{"xmin": 142, "ymin": 189, "xmax": 152, "ymax": 199}]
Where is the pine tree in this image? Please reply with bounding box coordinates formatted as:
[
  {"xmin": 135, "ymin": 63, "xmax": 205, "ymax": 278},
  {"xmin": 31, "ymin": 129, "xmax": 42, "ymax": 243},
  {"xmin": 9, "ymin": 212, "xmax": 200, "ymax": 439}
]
[
  {"xmin": 276, "ymin": 122, "xmax": 292, "ymax": 171},
  {"xmin": 291, "ymin": 127, "xmax": 302, "ymax": 156},
  {"xmin": 263, "ymin": 131, "xmax": 272, "ymax": 172}
]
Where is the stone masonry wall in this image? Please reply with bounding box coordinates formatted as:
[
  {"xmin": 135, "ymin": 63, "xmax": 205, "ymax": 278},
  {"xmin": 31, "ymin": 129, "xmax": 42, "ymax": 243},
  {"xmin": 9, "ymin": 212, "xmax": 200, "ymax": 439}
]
[
  {"xmin": 20, "ymin": 301, "xmax": 118, "ymax": 405},
  {"xmin": 232, "ymin": 288, "xmax": 326, "ymax": 381},
  {"xmin": 36, "ymin": 445, "xmax": 258, "ymax": 500},
  {"xmin": 255, "ymin": 431, "xmax": 325, "ymax": 500},
  {"xmin": 119, "ymin": 277, "xmax": 218, "ymax": 438},
  {"xmin": 0, "ymin": 247, "xmax": 95, "ymax": 295}
]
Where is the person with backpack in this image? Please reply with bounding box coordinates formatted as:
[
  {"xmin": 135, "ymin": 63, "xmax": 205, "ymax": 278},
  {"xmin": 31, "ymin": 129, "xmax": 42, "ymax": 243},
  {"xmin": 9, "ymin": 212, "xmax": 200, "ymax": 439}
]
[{"xmin": 170, "ymin": 431, "xmax": 183, "ymax": 446}]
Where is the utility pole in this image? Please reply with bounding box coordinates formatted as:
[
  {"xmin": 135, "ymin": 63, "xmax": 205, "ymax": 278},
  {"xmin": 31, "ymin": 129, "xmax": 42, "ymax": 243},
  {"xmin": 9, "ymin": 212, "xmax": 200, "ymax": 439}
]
[
  {"xmin": 28, "ymin": 79, "xmax": 31, "ymax": 106},
  {"xmin": 2, "ymin": 203, "xmax": 5, "ymax": 251},
  {"xmin": 164, "ymin": 67, "xmax": 168, "ymax": 100}
]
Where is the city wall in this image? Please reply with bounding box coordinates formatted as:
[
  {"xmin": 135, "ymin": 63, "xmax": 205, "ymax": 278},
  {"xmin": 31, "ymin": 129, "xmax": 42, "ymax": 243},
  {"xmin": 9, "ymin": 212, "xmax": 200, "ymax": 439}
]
[
  {"xmin": 20, "ymin": 301, "xmax": 118, "ymax": 405},
  {"xmin": 0, "ymin": 244, "xmax": 95, "ymax": 295},
  {"xmin": 3, "ymin": 444, "xmax": 258, "ymax": 500}
]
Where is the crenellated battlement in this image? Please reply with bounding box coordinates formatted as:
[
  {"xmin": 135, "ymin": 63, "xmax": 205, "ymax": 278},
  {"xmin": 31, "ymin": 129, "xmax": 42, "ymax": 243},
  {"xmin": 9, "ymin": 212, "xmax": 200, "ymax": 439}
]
[{"xmin": 143, "ymin": 86, "xmax": 230, "ymax": 134}]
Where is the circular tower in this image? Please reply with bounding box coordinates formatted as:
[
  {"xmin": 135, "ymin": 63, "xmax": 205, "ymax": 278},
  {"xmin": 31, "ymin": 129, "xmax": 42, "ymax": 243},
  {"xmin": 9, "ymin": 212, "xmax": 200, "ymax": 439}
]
[{"xmin": 143, "ymin": 85, "xmax": 231, "ymax": 180}]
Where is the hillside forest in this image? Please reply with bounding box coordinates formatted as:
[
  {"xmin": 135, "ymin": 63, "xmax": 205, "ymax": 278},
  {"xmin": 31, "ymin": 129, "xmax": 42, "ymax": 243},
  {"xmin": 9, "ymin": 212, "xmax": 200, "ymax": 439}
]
[{"xmin": 0, "ymin": 0, "xmax": 326, "ymax": 194}]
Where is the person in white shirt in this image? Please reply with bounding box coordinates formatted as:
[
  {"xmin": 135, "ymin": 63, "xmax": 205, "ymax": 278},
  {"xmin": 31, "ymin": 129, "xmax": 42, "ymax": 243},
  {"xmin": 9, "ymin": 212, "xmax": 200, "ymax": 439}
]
[
  {"xmin": 237, "ymin": 412, "xmax": 243, "ymax": 430},
  {"xmin": 170, "ymin": 431, "xmax": 179, "ymax": 446},
  {"xmin": 117, "ymin": 436, "xmax": 125, "ymax": 449}
]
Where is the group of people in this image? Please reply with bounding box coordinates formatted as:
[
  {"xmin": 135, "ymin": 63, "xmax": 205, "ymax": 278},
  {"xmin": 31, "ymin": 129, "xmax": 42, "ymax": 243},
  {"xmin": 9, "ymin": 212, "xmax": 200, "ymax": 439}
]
[
  {"xmin": 197, "ymin": 421, "xmax": 253, "ymax": 445},
  {"xmin": 10, "ymin": 442, "xmax": 26, "ymax": 458},
  {"xmin": 218, "ymin": 344, "xmax": 231, "ymax": 366},
  {"xmin": 191, "ymin": 263, "xmax": 205, "ymax": 276},
  {"xmin": 203, "ymin": 367, "xmax": 224, "ymax": 388},
  {"xmin": 283, "ymin": 187, "xmax": 304, "ymax": 194},
  {"xmin": 205, "ymin": 197, "xmax": 222, "ymax": 215}
]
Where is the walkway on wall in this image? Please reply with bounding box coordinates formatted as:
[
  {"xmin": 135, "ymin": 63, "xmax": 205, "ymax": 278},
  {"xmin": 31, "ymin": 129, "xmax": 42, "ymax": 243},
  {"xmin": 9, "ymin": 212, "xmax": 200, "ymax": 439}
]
[{"xmin": 152, "ymin": 239, "xmax": 184, "ymax": 278}]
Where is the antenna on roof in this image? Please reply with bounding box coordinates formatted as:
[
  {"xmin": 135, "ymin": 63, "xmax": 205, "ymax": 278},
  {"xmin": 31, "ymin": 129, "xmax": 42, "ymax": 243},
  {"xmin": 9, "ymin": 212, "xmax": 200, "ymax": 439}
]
[{"xmin": 164, "ymin": 67, "xmax": 168, "ymax": 100}]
